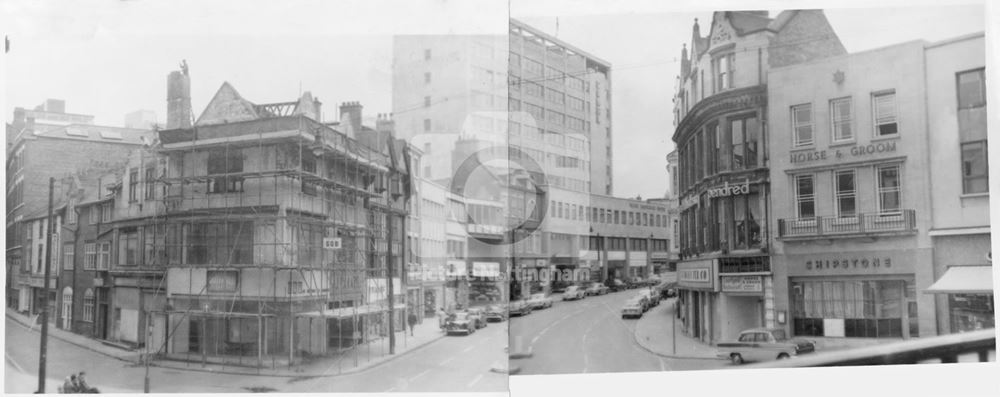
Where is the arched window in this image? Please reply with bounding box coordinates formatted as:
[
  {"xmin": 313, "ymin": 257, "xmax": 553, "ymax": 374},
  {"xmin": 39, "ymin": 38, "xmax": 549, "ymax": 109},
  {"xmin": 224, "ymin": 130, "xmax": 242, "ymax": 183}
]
[
  {"xmin": 83, "ymin": 289, "xmax": 95, "ymax": 322},
  {"xmin": 61, "ymin": 287, "xmax": 73, "ymax": 328}
]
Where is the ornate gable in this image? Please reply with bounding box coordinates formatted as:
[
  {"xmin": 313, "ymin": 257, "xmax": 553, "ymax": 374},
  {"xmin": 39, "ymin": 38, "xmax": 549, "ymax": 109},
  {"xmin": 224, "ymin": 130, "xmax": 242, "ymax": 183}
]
[{"xmin": 195, "ymin": 82, "xmax": 259, "ymax": 126}]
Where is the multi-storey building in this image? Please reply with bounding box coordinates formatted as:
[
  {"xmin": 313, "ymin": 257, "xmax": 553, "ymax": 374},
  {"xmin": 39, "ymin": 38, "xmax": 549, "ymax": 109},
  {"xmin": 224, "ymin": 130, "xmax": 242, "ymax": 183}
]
[
  {"xmin": 769, "ymin": 38, "xmax": 937, "ymax": 340},
  {"xmin": 6, "ymin": 100, "xmax": 150, "ymax": 315},
  {"xmin": 921, "ymin": 33, "xmax": 992, "ymax": 334},
  {"xmin": 392, "ymin": 19, "xmax": 613, "ymax": 196},
  {"xmin": 671, "ymin": 10, "xmax": 847, "ymax": 344},
  {"xmin": 146, "ymin": 70, "xmax": 415, "ymax": 364}
]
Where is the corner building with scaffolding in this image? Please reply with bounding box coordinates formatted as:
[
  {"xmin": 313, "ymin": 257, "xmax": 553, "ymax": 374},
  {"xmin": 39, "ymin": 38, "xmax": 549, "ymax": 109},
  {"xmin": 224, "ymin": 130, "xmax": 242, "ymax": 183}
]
[{"xmin": 153, "ymin": 73, "xmax": 415, "ymax": 366}]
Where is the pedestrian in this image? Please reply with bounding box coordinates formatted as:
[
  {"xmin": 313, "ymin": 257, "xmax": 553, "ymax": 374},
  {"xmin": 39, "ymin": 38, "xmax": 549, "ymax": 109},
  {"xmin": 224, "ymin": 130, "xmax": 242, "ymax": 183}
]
[
  {"xmin": 77, "ymin": 371, "xmax": 97, "ymax": 393},
  {"xmin": 63, "ymin": 374, "xmax": 78, "ymax": 394},
  {"xmin": 407, "ymin": 311, "xmax": 418, "ymax": 336},
  {"xmin": 436, "ymin": 307, "xmax": 446, "ymax": 331}
]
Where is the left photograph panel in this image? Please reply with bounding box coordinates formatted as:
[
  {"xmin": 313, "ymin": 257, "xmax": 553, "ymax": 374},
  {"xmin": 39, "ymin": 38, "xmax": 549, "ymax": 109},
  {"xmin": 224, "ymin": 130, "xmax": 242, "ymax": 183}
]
[{"xmin": 2, "ymin": 0, "xmax": 511, "ymax": 393}]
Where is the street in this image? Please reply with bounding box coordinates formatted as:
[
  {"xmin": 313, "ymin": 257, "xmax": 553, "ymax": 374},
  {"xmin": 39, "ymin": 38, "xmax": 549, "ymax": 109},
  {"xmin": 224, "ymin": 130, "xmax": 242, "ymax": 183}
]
[
  {"xmin": 5, "ymin": 315, "xmax": 507, "ymax": 393},
  {"xmin": 510, "ymin": 289, "xmax": 727, "ymax": 375}
]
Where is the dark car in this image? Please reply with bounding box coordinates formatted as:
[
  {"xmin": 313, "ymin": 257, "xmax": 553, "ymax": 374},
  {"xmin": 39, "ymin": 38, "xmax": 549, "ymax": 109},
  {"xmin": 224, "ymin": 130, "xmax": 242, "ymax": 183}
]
[
  {"xmin": 484, "ymin": 304, "xmax": 508, "ymax": 322},
  {"xmin": 509, "ymin": 299, "xmax": 533, "ymax": 316},
  {"xmin": 445, "ymin": 312, "xmax": 477, "ymax": 335},
  {"xmin": 585, "ymin": 282, "xmax": 609, "ymax": 296},
  {"xmin": 607, "ymin": 279, "xmax": 627, "ymax": 292}
]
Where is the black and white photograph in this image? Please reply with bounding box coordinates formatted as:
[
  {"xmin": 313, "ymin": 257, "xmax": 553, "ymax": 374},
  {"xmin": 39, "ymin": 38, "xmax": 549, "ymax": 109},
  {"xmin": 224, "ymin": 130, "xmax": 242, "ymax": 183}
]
[{"xmin": 2, "ymin": 0, "xmax": 998, "ymax": 396}]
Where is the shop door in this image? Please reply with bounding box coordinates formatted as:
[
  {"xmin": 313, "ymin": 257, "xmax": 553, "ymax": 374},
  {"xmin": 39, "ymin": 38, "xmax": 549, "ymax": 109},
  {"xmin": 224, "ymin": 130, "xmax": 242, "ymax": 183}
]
[{"xmin": 691, "ymin": 292, "xmax": 700, "ymax": 339}]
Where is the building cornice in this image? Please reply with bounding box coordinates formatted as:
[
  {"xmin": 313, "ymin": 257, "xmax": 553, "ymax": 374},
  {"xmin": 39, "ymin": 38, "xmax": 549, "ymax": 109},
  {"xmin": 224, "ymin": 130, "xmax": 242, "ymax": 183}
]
[{"xmin": 672, "ymin": 85, "xmax": 767, "ymax": 143}]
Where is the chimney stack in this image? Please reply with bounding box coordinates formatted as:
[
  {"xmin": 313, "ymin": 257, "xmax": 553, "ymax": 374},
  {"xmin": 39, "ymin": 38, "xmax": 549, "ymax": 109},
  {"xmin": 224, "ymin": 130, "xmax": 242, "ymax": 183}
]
[
  {"xmin": 339, "ymin": 101, "xmax": 363, "ymax": 137},
  {"xmin": 167, "ymin": 64, "xmax": 192, "ymax": 129}
]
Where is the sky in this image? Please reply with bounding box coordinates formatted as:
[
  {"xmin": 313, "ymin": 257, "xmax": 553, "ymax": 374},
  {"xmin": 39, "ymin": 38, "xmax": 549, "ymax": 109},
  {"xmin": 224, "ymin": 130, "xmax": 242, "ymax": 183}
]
[
  {"xmin": 516, "ymin": 3, "xmax": 987, "ymax": 200},
  {"xmin": 1, "ymin": 0, "xmax": 991, "ymax": 202}
]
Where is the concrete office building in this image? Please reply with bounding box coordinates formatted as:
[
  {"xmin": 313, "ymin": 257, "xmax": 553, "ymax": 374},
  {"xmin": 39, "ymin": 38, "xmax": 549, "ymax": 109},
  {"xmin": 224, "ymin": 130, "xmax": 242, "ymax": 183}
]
[{"xmin": 392, "ymin": 19, "xmax": 613, "ymax": 196}]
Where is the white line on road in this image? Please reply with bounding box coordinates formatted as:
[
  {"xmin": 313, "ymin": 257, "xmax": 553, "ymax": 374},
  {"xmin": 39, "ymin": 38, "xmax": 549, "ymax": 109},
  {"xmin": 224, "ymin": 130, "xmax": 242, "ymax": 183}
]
[
  {"xmin": 466, "ymin": 374, "xmax": 484, "ymax": 388},
  {"xmin": 6, "ymin": 352, "xmax": 26, "ymax": 373},
  {"xmin": 408, "ymin": 369, "xmax": 430, "ymax": 382},
  {"xmin": 439, "ymin": 357, "xmax": 455, "ymax": 366},
  {"xmin": 528, "ymin": 308, "xmax": 587, "ymax": 347},
  {"xmin": 463, "ymin": 345, "xmax": 474, "ymax": 353}
]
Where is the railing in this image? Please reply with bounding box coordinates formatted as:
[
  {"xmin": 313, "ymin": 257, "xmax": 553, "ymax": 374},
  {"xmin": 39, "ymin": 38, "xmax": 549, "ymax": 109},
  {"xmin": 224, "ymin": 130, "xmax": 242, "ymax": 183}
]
[
  {"xmin": 747, "ymin": 329, "xmax": 996, "ymax": 368},
  {"xmin": 778, "ymin": 210, "xmax": 916, "ymax": 239}
]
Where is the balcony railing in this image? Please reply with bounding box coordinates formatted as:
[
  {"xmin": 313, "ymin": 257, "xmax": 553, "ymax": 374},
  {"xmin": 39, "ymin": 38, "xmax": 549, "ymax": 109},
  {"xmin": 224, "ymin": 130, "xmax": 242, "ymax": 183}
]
[
  {"xmin": 747, "ymin": 328, "xmax": 995, "ymax": 368},
  {"xmin": 778, "ymin": 210, "xmax": 916, "ymax": 239}
]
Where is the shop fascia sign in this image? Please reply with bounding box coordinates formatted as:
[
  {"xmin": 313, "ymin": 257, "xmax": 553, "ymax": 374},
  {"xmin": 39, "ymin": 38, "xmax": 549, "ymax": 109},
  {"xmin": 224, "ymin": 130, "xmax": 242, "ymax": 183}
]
[
  {"xmin": 790, "ymin": 141, "xmax": 897, "ymax": 164},
  {"xmin": 706, "ymin": 179, "xmax": 750, "ymax": 198},
  {"xmin": 805, "ymin": 256, "xmax": 892, "ymax": 271},
  {"xmin": 721, "ymin": 275, "xmax": 763, "ymax": 293}
]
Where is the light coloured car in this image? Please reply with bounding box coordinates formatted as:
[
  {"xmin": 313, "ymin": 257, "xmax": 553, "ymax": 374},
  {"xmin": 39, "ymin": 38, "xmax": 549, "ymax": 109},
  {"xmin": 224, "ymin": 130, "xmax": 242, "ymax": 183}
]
[
  {"xmin": 509, "ymin": 299, "xmax": 533, "ymax": 316},
  {"xmin": 484, "ymin": 304, "xmax": 508, "ymax": 322},
  {"xmin": 633, "ymin": 290, "xmax": 653, "ymax": 311},
  {"xmin": 467, "ymin": 307, "xmax": 488, "ymax": 329},
  {"xmin": 562, "ymin": 285, "xmax": 586, "ymax": 301},
  {"xmin": 445, "ymin": 312, "xmax": 477, "ymax": 335},
  {"xmin": 621, "ymin": 297, "xmax": 644, "ymax": 319},
  {"xmin": 585, "ymin": 282, "xmax": 609, "ymax": 296},
  {"xmin": 716, "ymin": 328, "xmax": 817, "ymax": 364},
  {"xmin": 527, "ymin": 293, "xmax": 553, "ymax": 309}
]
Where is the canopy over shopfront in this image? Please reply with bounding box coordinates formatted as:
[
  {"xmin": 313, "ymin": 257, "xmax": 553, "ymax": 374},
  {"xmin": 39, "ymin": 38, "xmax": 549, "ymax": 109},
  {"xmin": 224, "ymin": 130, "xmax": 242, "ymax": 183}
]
[{"xmin": 925, "ymin": 266, "xmax": 995, "ymax": 294}]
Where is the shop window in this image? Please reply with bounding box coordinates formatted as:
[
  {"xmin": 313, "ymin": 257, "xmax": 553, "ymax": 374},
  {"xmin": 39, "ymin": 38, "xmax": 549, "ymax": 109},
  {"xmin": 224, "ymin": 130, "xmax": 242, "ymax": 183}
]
[
  {"xmin": 834, "ymin": 169, "xmax": 857, "ymax": 217},
  {"xmin": 872, "ymin": 91, "xmax": 898, "ymax": 136},
  {"xmin": 795, "ymin": 174, "xmax": 816, "ymax": 218},
  {"xmin": 792, "ymin": 280, "xmax": 906, "ymax": 338},
  {"xmin": 877, "ymin": 165, "xmax": 901, "ymax": 214},
  {"xmin": 792, "ymin": 104, "xmax": 813, "ymax": 147},
  {"xmin": 830, "ymin": 97, "xmax": 854, "ymax": 142},
  {"xmin": 949, "ymin": 294, "xmax": 995, "ymax": 333}
]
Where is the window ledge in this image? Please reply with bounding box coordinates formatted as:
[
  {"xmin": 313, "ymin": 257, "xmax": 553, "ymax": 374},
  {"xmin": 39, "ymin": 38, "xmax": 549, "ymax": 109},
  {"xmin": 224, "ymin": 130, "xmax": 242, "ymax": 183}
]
[
  {"xmin": 960, "ymin": 192, "xmax": 989, "ymax": 199},
  {"xmin": 871, "ymin": 134, "xmax": 900, "ymax": 143},
  {"xmin": 829, "ymin": 140, "xmax": 857, "ymax": 149},
  {"xmin": 790, "ymin": 145, "xmax": 817, "ymax": 152}
]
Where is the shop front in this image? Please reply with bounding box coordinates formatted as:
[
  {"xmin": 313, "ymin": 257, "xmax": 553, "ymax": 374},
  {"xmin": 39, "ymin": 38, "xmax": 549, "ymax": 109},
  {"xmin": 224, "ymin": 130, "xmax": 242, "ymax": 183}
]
[
  {"xmin": 925, "ymin": 265, "xmax": 995, "ymax": 333},
  {"xmin": 676, "ymin": 258, "xmax": 718, "ymax": 344},
  {"xmin": 779, "ymin": 249, "xmax": 931, "ymax": 339}
]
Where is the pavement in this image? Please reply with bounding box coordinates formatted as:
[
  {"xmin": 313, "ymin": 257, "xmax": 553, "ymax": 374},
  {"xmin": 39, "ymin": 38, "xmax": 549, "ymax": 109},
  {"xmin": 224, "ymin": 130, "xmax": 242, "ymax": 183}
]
[
  {"xmin": 633, "ymin": 298, "xmax": 724, "ymax": 360},
  {"xmin": 5, "ymin": 308, "xmax": 447, "ymax": 378},
  {"xmin": 632, "ymin": 299, "xmax": 903, "ymax": 358},
  {"xmin": 6, "ymin": 312, "xmax": 507, "ymax": 393}
]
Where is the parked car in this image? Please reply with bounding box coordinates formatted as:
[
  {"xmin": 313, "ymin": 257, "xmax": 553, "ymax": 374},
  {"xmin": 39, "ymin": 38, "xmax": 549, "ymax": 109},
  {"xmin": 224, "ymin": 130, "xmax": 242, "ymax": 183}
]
[
  {"xmin": 585, "ymin": 282, "xmax": 609, "ymax": 296},
  {"xmin": 639, "ymin": 288, "xmax": 661, "ymax": 307},
  {"xmin": 484, "ymin": 304, "xmax": 508, "ymax": 322},
  {"xmin": 467, "ymin": 307, "xmax": 488, "ymax": 329},
  {"xmin": 509, "ymin": 299, "xmax": 533, "ymax": 316},
  {"xmin": 527, "ymin": 293, "xmax": 554, "ymax": 309},
  {"xmin": 608, "ymin": 279, "xmax": 627, "ymax": 292},
  {"xmin": 445, "ymin": 312, "xmax": 477, "ymax": 335},
  {"xmin": 633, "ymin": 290, "xmax": 654, "ymax": 311},
  {"xmin": 562, "ymin": 285, "xmax": 587, "ymax": 300},
  {"xmin": 716, "ymin": 328, "xmax": 817, "ymax": 365},
  {"xmin": 550, "ymin": 280, "xmax": 572, "ymax": 293},
  {"xmin": 621, "ymin": 297, "xmax": 645, "ymax": 319}
]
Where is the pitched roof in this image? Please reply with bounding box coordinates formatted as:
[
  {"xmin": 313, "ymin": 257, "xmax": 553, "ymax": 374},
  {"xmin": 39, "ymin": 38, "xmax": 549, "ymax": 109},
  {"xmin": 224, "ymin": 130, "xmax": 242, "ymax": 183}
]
[
  {"xmin": 727, "ymin": 11, "xmax": 773, "ymax": 34},
  {"xmin": 32, "ymin": 124, "xmax": 152, "ymax": 145},
  {"xmin": 195, "ymin": 82, "xmax": 261, "ymax": 126}
]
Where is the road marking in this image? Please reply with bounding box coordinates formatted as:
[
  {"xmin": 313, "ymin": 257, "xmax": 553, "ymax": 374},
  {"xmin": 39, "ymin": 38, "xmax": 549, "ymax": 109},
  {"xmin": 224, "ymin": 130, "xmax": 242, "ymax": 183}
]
[
  {"xmin": 408, "ymin": 369, "xmax": 430, "ymax": 382},
  {"xmin": 440, "ymin": 357, "xmax": 455, "ymax": 366},
  {"xmin": 659, "ymin": 357, "xmax": 667, "ymax": 371},
  {"xmin": 466, "ymin": 374, "xmax": 484, "ymax": 388},
  {"xmin": 528, "ymin": 308, "xmax": 587, "ymax": 347},
  {"xmin": 385, "ymin": 387, "xmax": 396, "ymax": 392},
  {"xmin": 463, "ymin": 345, "xmax": 474, "ymax": 353},
  {"xmin": 6, "ymin": 352, "xmax": 26, "ymax": 373}
]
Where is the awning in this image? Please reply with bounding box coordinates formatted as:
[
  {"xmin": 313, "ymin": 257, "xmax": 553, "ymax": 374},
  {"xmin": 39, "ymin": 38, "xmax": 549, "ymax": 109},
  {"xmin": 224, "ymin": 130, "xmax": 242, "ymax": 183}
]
[{"xmin": 925, "ymin": 266, "xmax": 996, "ymax": 294}]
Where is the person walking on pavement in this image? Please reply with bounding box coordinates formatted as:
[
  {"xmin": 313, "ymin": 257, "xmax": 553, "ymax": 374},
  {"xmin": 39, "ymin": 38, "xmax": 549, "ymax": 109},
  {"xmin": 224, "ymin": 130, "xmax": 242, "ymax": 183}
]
[
  {"xmin": 407, "ymin": 311, "xmax": 418, "ymax": 336},
  {"xmin": 436, "ymin": 307, "xmax": 446, "ymax": 332},
  {"xmin": 77, "ymin": 371, "xmax": 98, "ymax": 393}
]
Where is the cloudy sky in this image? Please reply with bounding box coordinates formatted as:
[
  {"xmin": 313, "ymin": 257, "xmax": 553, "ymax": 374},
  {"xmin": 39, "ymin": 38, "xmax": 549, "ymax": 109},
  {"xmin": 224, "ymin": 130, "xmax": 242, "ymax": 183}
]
[{"xmin": 1, "ymin": 0, "xmax": 991, "ymax": 201}]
